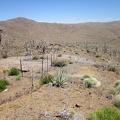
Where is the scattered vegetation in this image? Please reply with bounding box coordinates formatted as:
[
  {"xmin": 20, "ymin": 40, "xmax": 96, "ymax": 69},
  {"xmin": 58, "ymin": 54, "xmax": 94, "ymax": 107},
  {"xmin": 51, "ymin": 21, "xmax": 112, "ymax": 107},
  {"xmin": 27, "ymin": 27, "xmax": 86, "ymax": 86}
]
[
  {"xmin": 109, "ymin": 88, "xmax": 117, "ymax": 96},
  {"xmin": 32, "ymin": 56, "xmax": 39, "ymax": 60},
  {"xmin": 116, "ymin": 85, "xmax": 120, "ymax": 94},
  {"xmin": 52, "ymin": 59, "xmax": 67, "ymax": 67},
  {"xmin": 102, "ymin": 86, "xmax": 106, "ymax": 91},
  {"xmin": 107, "ymin": 64, "xmax": 117, "ymax": 72},
  {"xmin": 3, "ymin": 69, "xmax": 8, "ymax": 74},
  {"xmin": 0, "ymin": 79, "xmax": 9, "ymax": 92},
  {"xmin": 58, "ymin": 54, "xmax": 62, "ymax": 57},
  {"xmin": 114, "ymin": 80, "xmax": 120, "ymax": 94},
  {"xmin": 40, "ymin": 55, "xmax": 45, "ymax": 59},
  {"xmin": 2, "ymin": 54, "xmax": 8, "ymax": 58},
  {"xmin": 16, "ymin": 76, "xmax": 21, "ymax": 81},
  {"xmin": 40, "ymin": 75, "xmax": 53, "ymax": 85},
  {"xmin": 9, "ymin": 67, "xmax": 20, "ymax": 76},
  {"xmin": 114, "ymin": 80, "xmax": 120, "ymax": 88},
  {"xmin": 81, "ymin": 75, "xmax": 100, "ymax": 88},
  {"xmin": 87, "ymin": 107, "xmax": 120, "ymax": 120},
  {"xmin": 114, "ymin": 98, "xmax": 120, "ymax": 109},
  {"xmin": 81, "ymin": 75, "xmax": 90, "ymax": 80},
  {"xmin": 53, "ymin": 71, "xmax": 69, "ymax": 87},
  {"xmin": 95, "ymin": 52, "xmax": 102, "ymax": 58},
  {"xmin": 68, "ymin": 60, "xmax": 73, "ymax": 64}
]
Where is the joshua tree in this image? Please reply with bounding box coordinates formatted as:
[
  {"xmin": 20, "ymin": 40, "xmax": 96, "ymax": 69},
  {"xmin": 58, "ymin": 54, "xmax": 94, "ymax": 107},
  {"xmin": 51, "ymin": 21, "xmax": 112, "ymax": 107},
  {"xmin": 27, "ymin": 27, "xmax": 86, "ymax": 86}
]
[
  {"xmin": 0, "ymin": 29, "xmax": 3, "ymax": 45},
  {"xmin": 38, "ymin": 39, "xmax": 50, "ymax": 54}
]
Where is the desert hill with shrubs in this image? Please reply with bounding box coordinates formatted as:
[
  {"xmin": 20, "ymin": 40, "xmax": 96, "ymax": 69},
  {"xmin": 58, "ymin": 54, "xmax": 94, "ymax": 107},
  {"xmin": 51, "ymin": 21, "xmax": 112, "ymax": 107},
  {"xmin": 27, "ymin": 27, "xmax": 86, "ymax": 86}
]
[{"xmin": 0, "ymin": 17, "xmax": 120, "ymax": 50}]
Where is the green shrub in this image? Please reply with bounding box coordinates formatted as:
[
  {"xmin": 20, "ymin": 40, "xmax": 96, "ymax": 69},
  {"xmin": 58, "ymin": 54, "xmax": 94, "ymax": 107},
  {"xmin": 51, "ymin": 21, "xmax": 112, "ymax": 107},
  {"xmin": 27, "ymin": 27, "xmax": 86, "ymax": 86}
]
[
  {"xmin": 109, "ymin": 88, "xmax": 117, "ymax": 96},
  {"xmin": 52, "ymin": 60, "xmax": 67, "ymax": 67},
  {"xmin": 87, "ymin": 107, "xmax": 120, "ymax": 120},
  {"xmin": 102, "ymin": 86, "xmax": 106, "ymax": 91},
  {"xmin": 53, "ymin": 71, "xmax": 69, "ymax": 87},
  {"xmin": 84, "ymin": 78, "xmax": 95, "ymax": 88},
  {"xmin": 58, "ymin": 54, "xmax": 62, "ymax": 57},
  {"xmin": 81, "ymin": 75, "xmax": 90, "ymax": 80},
  {"xmin": 0, "ymin": 79, "xmax": 9, "ymax": 92},
  {"xmin": 16, "ymin": 76, "xmax": 21, "ymax": 81},
  {"xmin": 32, "ymin": 56, "xmax": 39, "ymax": 60},
  {"xmin": 40, "ymin": 75, "xmax": 53, "ymax": 85},
  {"xmin": 82, "ymin": 77, "xmax": 100, "ymax": 88},
  {"xmin": 9, "ymin": 67, "xmax": 20, "ymax": 76},
  {"xmin": 3, "ymin": 70, "xmax": 8, "ymax": 74},
  {"xmin": 114, "ymin": 80, "xmax": 120, "ymax": 88},
  {"xmin": 68, "ymin": 60, "xmax": 73, "ymax": 64},
  {"xmin": 115, "ymin": 99, "xmax": 120, "ymax": 108},
  {"xmin": 116, "ymin": 84, "xmax": 120, "ymax": 94}
]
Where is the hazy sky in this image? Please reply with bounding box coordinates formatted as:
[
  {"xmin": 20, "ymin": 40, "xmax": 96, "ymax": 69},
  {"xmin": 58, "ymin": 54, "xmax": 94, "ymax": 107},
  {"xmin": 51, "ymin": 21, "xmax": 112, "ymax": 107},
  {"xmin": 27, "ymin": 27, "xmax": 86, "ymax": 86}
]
[{"xmin": 0, "ymin": 0, "xmax": 120, "ymax": 23}]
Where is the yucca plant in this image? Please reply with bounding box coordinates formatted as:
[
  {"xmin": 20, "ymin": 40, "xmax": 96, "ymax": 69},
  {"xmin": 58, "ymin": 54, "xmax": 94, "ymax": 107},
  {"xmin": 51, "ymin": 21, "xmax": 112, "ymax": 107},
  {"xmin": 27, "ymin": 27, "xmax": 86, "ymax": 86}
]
[{"xmin": 53, "ymin": 71, "xmax": 69, "ymax": 87}]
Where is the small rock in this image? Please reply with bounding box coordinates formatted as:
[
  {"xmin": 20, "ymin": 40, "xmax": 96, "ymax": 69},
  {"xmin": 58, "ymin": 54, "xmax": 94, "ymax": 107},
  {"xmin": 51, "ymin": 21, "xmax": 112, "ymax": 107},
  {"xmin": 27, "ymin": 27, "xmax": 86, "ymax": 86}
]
[
  {"xmin": 75, "ymin": 104, "xmax": 82, "ymax": 108},
  {"xmin": 3, "ymin": 89, "xmax": 8, "ymax": 92}
]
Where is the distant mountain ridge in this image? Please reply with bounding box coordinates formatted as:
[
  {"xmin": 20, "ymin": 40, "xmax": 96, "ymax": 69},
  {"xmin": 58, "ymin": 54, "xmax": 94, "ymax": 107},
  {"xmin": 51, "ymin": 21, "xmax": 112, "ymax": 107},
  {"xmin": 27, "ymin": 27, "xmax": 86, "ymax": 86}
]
[{"xmin": 0, "ymin": 17, "xmax": 120, "ymax": 52}]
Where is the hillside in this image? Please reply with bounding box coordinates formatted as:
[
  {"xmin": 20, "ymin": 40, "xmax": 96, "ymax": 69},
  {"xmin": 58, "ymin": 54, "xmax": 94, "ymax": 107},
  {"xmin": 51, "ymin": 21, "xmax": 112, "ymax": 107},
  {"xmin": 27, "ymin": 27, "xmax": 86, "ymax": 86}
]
[{"xmin": 0, "ymin": 17, "xmax": 120, "ymax": 46}]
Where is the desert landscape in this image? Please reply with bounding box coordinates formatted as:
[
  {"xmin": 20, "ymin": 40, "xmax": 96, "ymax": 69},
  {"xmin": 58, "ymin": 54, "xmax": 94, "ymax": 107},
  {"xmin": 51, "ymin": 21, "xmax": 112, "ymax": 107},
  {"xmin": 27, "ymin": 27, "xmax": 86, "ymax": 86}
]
[{"xmin": 0, "ymin": 17, "xmax": 120, "ymax": 120}]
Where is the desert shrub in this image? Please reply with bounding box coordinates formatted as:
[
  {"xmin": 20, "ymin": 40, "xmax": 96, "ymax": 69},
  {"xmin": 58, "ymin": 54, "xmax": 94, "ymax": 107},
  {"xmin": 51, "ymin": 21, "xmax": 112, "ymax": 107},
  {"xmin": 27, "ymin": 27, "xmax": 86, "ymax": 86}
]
[
  {"xmin": 16, "ymin": 76, "xmax": 21, "ymax": 81},
  {"xmin": 109, "ymin": 88, "xmax": 117, "ymax": 96},
  {"xmin": 107, "ymin": 64, "xmax": 117, "ymax": 72},
  {"xmin": 58, "ymin": 54, "xmax": 62, "ymax": 57},
  {"xmin": 52, "ymin": 60, "xmax": 67, "ymax": 67},
  {"xmin": 114, "ymin": 80, "xmax": 120, "ymax": 88},
  {"xmin": 9, "ymin": 67, "xmax": 20, "ymax": 76},
  {"xmin": 113, "ymin": 80, "xmax": 120, "ymax": 94},
  {"xmin": 32, "ymin": 56, "xmax": 39, "ymax": 60},
  {"xmin": 81, "ymin": 76, "xmax": 100, "ymax": 88},
  {"xmin": 68, "ymin": 60, "xmax": 73, "ymax": 64},
  {"xmin": 40, "ymin": 75, "xmax": 53, "ymax": 85},
  {"xmin": 115, "ymin": 99, "xmax": 120, "ymax": 108},
  {"xmin": 93, "ymin": 63, "xmax": 104, "ymax": 69},
  {"xmin": 84, "ymin": 78, "xmax": 95, "ymax": 88},
  {"xmin": 116, "ymin": 85, "xmax": 120, "ymax": 94},
  {"xmin": 102, "ymin": 86, "xmax": 106, "ymax": 91},
  {"xmin": 87, "ymin": 107, "xmax": 120, "ymax": 120},
  {"xmin": 95, "ymin": 52, "xmax": 102, "ymax": 58},
  {"xmin": 0, "ymin": 79, "xmax": 9, "ymax": 92},
  {"xmin": 40, "ymin": 55, "xmax": 44, "ymax": 59},
  {"xmin": 3, "ymin": 70, "xmax": 8, "ymax": 74},
  {"xmin": 81, "ymin": 75, "xmax": 90, "ymax": 80},
  {"xmin": 53, "ymin": 71, "xmax": 69, "ymax": 87},
  {"xmin": 2, "ymin": 53, "xmax": 8, "ymax": 58},
  {"xmin": 114, "ymin": 94, "xmax": 120, "ymax": 109}
]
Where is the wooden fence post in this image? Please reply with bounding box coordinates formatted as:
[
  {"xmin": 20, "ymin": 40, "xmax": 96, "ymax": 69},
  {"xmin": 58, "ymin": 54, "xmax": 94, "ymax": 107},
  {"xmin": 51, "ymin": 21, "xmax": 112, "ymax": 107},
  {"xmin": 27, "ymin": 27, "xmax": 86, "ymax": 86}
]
[
  {"xmin": 51, "ymin": 54, "xmax": 53, "ymax": 67},
  {"xmin": 47, "ymin": 55, "xmax": 48, "ymax": 73},
  {"xmin": 20, "ymin": 59, "xmax": 23, "ymax": 77},
  {"xmin": 41, "ymin": 59, "xmax": 44, "ymax": 77}
]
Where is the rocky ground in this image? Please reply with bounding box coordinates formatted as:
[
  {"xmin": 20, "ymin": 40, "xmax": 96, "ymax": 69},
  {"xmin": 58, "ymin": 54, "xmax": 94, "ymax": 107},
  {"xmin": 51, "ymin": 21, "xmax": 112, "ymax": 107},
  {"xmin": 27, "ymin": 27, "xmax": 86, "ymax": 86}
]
[{"xmin": 0, "ymin": 52, "xmax": 119, "ymax": 120}]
